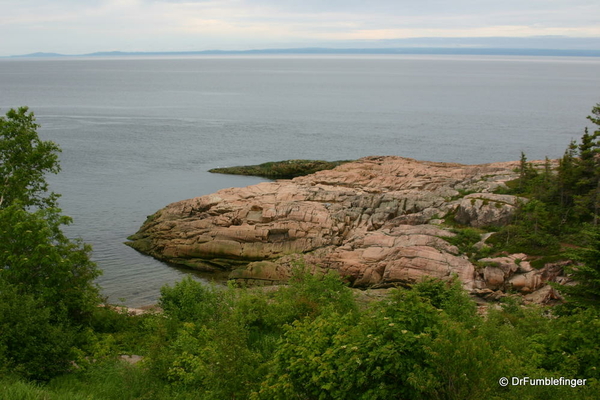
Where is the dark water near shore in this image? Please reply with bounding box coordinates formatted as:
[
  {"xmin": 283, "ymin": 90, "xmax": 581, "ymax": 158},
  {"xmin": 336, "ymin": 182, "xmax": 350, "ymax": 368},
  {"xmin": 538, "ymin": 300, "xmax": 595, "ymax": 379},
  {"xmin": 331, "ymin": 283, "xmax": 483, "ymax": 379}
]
[{"xmin": 1, "ymin": 55, "xmax": 599, "ymax": 306}]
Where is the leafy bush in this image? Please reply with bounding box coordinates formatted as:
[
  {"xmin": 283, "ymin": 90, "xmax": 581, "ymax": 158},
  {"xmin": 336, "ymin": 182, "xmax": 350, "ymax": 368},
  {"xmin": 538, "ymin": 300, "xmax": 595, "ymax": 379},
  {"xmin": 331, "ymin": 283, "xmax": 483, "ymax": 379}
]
[
  {"xmin": 410, "ymin": 277, "xmax": 478, "ymax": 323},
  {"xmin": 0, "ymin": 107, "xmax": 101, "ymax": 383},
  {"xmin": 0, "ymin": 279, "xmax": 76, "ymax": 381},
  {"xmin": 254, "ymin": 300, "xmax": 438, "ymax": 400},
  {"xmin": 158, "ymin": 276, "xmax": 219, "ymax": 324},
  {"xmin": 265, "ymin": 266, "xmax": 358, "ymax": 327},
  {"xmin": 150, "ymin": 278, "xmax": 270, "ymax": 398},
  {"xmin": 425, "ymin": 319, "xmax": 520, "ymax": 400},
  {"xmin": 0, "ymin": 205, "xmax": 100, "ymax": 323},
  {"xmin": 539, "ymin": 308, "xmax": 600, "ymax": 380},
  {"xmin": 147, "ymin": 267, "xmax": 359, "ymax": 399}
]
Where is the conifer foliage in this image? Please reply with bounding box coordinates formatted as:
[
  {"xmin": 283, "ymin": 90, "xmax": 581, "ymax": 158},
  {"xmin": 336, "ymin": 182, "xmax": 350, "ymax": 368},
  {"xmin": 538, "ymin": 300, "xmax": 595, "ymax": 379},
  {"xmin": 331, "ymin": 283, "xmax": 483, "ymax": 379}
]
[
  {"xmin": 499, "ymin": 103, "xmax": 600, "ymax": 310},
  {"xmin": 556, "ymin": 103, "xmax": 600, "ymax": 225},
  {"xmin": 507, "ymin": 103, "xmax": 600, "ymax": 231}
]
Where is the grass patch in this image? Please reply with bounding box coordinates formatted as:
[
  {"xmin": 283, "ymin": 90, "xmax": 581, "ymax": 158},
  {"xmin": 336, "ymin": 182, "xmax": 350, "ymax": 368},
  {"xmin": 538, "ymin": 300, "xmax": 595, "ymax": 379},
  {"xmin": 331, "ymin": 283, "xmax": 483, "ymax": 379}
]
[
  {"xmin": 446, "ymin": 227, "xmax": 482, "ymax": 255},
  {"xmin": 209, "ymin": 159, "xmax": 352, "ymax": 179}
]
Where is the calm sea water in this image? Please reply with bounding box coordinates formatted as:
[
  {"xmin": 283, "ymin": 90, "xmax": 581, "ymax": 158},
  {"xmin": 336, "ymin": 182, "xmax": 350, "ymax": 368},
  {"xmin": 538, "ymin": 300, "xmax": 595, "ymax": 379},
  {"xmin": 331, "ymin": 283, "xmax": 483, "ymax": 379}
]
[{"xmin": 1, "ymin": 55, "xmax": 599, "ymax": 306}]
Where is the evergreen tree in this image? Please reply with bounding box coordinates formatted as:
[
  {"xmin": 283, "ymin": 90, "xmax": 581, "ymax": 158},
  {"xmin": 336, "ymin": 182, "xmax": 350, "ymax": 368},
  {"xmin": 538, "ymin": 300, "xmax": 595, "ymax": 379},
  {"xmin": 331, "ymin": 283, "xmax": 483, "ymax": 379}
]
[
  {"xmin": 555, "ymin": 229, "xmax": 600, "ymax": 312},
  {"xmin": 551, "ymin": 104, "xmax": 600, "ymax": 225}
]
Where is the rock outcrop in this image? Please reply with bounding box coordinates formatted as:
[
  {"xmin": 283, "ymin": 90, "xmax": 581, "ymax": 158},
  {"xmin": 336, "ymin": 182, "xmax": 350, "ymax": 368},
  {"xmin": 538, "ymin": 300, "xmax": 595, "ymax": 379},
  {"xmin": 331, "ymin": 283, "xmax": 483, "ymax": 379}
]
[
  {"xmin": 127, "ymin": 156, "xmax": 567, "ymax": 301},
  {"xmin": 454, "ymin": 193, "xmax": 527, "ymax": 228}
]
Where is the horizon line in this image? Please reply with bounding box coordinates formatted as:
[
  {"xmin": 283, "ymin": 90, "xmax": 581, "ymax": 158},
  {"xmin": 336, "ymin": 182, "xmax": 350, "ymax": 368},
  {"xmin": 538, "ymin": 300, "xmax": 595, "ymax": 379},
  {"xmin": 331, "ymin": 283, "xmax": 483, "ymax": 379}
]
[{"xmin": 5, "ymin": 46, "xmax": 600, "ymax": 59}]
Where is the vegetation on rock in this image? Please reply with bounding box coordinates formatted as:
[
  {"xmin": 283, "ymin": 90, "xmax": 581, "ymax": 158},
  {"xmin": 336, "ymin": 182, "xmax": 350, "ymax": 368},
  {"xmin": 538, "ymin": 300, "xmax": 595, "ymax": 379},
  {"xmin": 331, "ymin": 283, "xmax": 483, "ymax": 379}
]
[{"xmin": 209, "ymin": 159, "xmax": 351, "ymax": 179}]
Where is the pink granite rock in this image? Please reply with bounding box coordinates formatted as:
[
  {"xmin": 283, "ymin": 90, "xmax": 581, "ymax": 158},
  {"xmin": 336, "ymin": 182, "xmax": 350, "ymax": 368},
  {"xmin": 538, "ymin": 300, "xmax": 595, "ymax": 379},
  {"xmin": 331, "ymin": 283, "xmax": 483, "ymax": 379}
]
[
  {"xmin": 127, "ymin": 156, "xmax": 567, "ymax": 301},
  {"xmin": 454, "ymin": 193, "xmax": 528, "ymax": 228}
]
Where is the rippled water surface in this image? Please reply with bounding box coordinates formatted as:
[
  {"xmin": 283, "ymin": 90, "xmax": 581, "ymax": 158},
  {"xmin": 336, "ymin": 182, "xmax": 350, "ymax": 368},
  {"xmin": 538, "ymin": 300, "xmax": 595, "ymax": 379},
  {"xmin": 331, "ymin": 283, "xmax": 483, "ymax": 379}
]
[{"xmin": 1, "ymin": 55, "xmax": 599, "ymax": 306}]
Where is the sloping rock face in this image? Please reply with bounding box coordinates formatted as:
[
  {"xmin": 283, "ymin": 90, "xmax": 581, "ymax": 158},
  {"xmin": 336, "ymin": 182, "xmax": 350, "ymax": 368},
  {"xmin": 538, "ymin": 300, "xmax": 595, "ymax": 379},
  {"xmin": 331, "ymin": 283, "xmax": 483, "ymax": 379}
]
[
  {"xmin": 127, "ymin": 156, "xmax": 566, "ymax": 298},
  {"xmin": 455, "ymin": 193, "xmax": 527, "ymax": 228}
]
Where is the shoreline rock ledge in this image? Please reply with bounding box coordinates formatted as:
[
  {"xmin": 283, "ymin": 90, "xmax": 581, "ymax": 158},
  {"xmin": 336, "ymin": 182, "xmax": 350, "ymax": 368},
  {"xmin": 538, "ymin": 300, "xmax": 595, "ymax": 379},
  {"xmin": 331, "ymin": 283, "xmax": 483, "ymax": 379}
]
[{"xmin": 126, "ymin": 156, "xmax": 566, "ymax": 302}]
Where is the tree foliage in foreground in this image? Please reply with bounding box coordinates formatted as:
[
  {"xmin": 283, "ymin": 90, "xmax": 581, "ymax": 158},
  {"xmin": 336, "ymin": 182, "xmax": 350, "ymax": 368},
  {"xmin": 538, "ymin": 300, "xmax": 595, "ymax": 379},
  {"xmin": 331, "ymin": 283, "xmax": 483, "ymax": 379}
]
[
  {"xmin": 0, "ymin": 205, "xmax": 100, "ymax": 322},
  {"xmin": 1, "ymin": 270, "xmax": 599, "ymax": 399},
  {"xmin": 0, "ymin": 107, "xmax": 61, "ymax": 209},
  {"xmin": 0, "ymin": 107, "xmax": 101, "ymax": 381}
]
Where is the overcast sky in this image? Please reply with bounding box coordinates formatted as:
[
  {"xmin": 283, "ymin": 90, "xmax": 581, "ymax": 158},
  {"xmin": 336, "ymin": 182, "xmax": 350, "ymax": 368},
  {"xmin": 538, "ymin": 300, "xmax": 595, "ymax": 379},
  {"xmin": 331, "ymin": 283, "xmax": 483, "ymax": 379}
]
[{"xmin": 1, "ymin": 0, "xmax": 599, "ymax": 56}]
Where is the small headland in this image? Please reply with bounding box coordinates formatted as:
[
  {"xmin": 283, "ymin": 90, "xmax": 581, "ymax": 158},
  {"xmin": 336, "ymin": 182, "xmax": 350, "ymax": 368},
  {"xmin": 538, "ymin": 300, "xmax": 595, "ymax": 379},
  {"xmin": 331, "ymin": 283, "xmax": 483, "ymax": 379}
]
[{"xmin": 208, "ymin": 159, "xmax": 352, "ymax": 179}]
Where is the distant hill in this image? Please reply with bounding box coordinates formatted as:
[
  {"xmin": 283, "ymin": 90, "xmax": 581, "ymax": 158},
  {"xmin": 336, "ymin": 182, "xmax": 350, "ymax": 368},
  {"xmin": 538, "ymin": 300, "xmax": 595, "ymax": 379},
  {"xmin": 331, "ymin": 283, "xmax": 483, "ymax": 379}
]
[
  {"xmin": 7, "ymin": 47, "xmax": 600, "ymax": 58},
  {"xmin": 14, "ymin": 52, "xmax": 67, "ymax": 58}
]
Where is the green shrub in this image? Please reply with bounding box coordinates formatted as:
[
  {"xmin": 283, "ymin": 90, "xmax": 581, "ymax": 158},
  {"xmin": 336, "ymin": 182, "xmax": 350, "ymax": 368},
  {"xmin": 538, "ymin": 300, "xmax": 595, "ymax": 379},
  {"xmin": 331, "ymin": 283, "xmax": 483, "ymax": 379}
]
[
  {"xmin": 411, "ymin": 277, "xmax": 478, "ymax": 323},
  {"xmin": 446, "ymin": 228, "xmax": 482, "ymax": 257},
  {"xmin": 0, "ymin": 205, "xmax": 101, "ymax": 324},
  {"xmin": 266, "ymin": 266, "xmax": 358, "ymax": 327},
  {"xmin": 539, "ymin": 308, "xmax": 600, "ymax": 380},
  {"xmin": 254, "ymin": 288, "xmax": 449, "ymax": 399},
  {"xmin": 254, "ymin": 309, "xmax": 437, "ymax": 399},
  {"xmin": 158, "ymin": 276, "xmax": 219, "ymax": 324},
  {"xmin": 0, "ymin": 279, "xmax": 76, "ymax": 381},
  {"xmin": 424, "ymin": 319, "xmax": 521, "ymax": 400}
]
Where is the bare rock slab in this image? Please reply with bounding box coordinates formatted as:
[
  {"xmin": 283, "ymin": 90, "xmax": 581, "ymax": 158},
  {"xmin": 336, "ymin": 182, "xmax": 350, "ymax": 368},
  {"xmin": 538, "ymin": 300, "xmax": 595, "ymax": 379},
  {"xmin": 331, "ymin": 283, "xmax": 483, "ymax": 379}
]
[{"xmin": 127, "ymin": 156, "xmax": 557, "ymax": 292}]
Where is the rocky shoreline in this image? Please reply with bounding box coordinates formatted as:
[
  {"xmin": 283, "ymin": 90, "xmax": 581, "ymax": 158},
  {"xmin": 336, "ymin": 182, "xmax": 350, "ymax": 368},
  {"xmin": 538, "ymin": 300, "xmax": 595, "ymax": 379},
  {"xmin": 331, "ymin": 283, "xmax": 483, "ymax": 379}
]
[{"xmin": 126, "ymin": 156, "xmax": 568, "ymax": 304}]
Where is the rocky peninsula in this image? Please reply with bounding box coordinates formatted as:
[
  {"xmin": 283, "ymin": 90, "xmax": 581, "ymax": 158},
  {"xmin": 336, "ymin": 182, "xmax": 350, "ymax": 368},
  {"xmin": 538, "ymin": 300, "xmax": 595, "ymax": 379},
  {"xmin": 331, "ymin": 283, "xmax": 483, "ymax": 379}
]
[{"xmin": 126, "ymin": 156, "xmax": 567, "ymax": 304}]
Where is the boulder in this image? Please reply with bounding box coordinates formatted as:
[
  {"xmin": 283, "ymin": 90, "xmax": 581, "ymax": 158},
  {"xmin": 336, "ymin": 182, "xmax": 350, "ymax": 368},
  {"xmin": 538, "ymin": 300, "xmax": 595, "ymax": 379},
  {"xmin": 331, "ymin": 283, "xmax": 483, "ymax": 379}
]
[
  {"xmin": 454, "ymin": 193, "xmax": 527, "ymax": 228},
  {"xmin": 523, "ymin": 285, "xmax": 562, "ymax": 305},
  {"xmin": 473, "ymin": 254, "xmax": 568, "ymax": 295}
]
